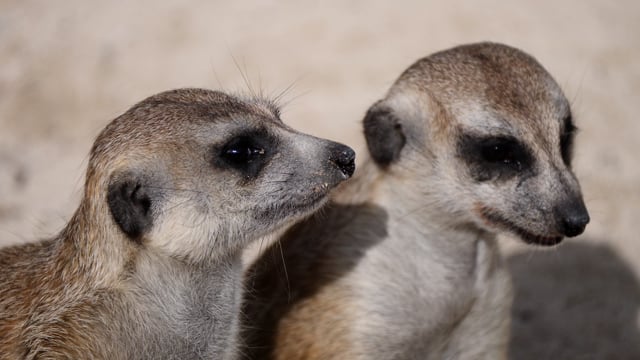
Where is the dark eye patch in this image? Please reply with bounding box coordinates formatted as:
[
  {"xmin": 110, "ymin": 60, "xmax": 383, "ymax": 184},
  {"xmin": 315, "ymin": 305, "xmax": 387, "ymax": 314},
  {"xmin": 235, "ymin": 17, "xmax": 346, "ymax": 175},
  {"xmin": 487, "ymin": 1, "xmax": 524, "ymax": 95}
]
[
  {"xmin": 222, "ymin": 136, "xmax": 266, "ymax": 166},
  {"xmin": 213, "ymin": 128, "xmax": 275, "ymax": 180},
  {"xmin": 457, "ymin": 133, "xmax": 534, "ymax": 182},
  {"xmin": 560, "ymin": 113, "xmax": 576, "ymax": 166}
]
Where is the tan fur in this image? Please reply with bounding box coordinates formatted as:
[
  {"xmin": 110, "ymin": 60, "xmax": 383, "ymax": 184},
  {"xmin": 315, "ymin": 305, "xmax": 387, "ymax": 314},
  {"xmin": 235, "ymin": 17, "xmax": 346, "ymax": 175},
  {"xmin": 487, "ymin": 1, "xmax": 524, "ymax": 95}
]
[
  {"xmin": 0, "ymin": 88, "xmax": 355, "ymax": 359},
  {"xmin": 241, "ymin": 43, "xmax": 589, "ymax": 359},
  {"xmin": 274, "ymin": 288, "xmax": 355, "ymax": 359}
]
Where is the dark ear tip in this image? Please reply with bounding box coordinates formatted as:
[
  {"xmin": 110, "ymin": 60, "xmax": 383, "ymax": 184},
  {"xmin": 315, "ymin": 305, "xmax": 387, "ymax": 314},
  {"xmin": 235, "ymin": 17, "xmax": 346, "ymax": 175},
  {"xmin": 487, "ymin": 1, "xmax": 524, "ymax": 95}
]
[
  {"xmin": 107, "ymin": 175, "xmax": 153, "ymax": 241},
  {"xmin": 363, "ymin": 104, "xmax": 406, "ymax": 167}
]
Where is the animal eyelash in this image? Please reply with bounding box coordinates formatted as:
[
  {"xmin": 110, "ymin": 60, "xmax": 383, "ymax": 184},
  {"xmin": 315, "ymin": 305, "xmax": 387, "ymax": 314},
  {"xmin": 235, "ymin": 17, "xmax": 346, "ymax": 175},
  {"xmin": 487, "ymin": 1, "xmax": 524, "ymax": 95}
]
[
  {"xmin": 562, "ymin": 113, "xmax": 577, "ymax": 135},
  {"xmin": 560, "ymin": 117, "xmax": 576, "ymax": 166}
]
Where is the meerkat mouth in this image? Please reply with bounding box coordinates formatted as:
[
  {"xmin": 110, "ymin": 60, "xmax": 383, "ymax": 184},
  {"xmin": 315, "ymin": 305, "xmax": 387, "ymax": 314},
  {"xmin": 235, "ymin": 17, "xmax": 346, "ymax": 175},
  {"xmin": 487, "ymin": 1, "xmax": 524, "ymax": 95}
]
[
  {"xmin": 476, "ymin": 205, "xmax": 563, "ymax": 246},
  {"xmin": 290, "ymin": 183, "xmax": 335, "ymax": 211},
  {"xmin": 256, "ymin": 189, "xmax": 330, "ymax": 222},
  {"xmin": 288, "ymin": 193, "xmax": 328, "ymax": 212}
]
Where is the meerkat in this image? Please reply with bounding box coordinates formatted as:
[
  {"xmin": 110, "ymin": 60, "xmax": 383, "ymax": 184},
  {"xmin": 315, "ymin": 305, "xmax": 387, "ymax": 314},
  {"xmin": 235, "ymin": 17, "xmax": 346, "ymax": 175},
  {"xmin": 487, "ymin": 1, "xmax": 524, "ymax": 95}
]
[
  {"xmin": 240, "ymin": 42, "xmax": 590, "ymax": 359},
  {"xmin": 0, "ymin": 88, "xmax": 355, "ymax": 359}
]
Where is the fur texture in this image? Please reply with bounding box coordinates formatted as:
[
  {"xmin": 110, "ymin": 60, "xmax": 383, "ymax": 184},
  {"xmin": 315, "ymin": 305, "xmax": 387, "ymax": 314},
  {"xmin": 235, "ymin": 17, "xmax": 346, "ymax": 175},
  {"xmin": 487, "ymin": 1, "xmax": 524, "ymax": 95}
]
[
  {"xmin": 241, "ymin": 43, "xmax": 589, "ymax": 359},
  {"xmin": 0, "ymin": 88, "xmax": 355, "ymax": 359}
]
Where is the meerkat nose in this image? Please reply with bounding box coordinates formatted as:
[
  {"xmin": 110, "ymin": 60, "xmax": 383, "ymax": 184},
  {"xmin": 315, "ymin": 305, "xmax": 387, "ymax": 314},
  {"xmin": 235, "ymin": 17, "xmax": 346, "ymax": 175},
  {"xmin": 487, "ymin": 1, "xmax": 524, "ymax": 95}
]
[
  {"xmin": 555, "ymin": 199, "xmax": 590, "ymax": 237},
  {"xmin": 329, "ymin": 144, "xmax": 356, "ymax": 178}
]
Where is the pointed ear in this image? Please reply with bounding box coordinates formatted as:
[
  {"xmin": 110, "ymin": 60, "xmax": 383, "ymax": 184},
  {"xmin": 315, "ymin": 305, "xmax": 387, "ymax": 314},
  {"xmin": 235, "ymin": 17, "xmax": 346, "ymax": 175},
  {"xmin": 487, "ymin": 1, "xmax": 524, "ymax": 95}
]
[
  {"xmin": 363, "ymin": 102, "xmax": 406, "ymax": 167},
  {"xmin": 107, "ymin": 173, "xmax": 154, "ymax": 241}
]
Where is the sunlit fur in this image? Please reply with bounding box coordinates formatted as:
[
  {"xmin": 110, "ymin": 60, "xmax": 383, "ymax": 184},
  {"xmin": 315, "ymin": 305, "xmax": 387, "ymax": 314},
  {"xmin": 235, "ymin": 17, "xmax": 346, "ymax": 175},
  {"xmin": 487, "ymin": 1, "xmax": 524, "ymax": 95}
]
[
  {"xmin": 0, "ymin": 88, "xmax": 353, "ymax": 359},
  {"xmin": 241, "ymin": 43, "xmax": 589, "ymax": 359}
]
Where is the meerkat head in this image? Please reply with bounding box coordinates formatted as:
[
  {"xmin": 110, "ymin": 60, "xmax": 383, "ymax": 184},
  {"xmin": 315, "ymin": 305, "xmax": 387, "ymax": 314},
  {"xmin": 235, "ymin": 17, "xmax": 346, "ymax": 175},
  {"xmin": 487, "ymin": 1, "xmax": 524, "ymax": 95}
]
[
  {"xmin": 364, "ymin": 42, "xmax": 589, "ymax": 246},
  {"xmin": 87, "ymin": 88, "xmax": 354, "ymax": 261}
]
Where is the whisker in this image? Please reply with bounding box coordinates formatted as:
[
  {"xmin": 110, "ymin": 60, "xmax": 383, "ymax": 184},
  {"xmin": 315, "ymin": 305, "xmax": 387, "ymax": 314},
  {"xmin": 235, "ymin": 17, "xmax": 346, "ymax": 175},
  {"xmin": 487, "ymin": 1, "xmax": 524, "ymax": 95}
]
[
  {"xmin": 277, "ymin": 240, "xmax": 292, "ymax": 303},
  {"xmin": 154, "ymin": 197, "xmax": 193, "ymax": 217},
  {"xmin": 263, "ymin": 179, "xmax": 291, "ymax": 184},
  {"xmin": 271, "ymin": 75, "xmax": 304, "ymax": 105},
  {"xmin": 145, "ymin": 185, "xmax": 212, "ymax": 198},
  {"xmin": 279, "ymin": 89, "xmax": 311, "ymax": 110},
  {"xmin": 208, "ymin": 58, "xmax": 226, "ymax": 92},
  {"xmin": 231, "ymin": 53, "xmax": 257, "ymax": 98}
]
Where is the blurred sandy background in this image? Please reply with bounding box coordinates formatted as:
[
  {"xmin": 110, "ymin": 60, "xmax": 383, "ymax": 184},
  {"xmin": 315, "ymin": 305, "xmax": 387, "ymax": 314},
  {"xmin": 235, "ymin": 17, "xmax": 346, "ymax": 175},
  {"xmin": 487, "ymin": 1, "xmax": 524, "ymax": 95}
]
[{"xmin": 0, "ymin": 1, "xmax": 638, "ymax": 358}]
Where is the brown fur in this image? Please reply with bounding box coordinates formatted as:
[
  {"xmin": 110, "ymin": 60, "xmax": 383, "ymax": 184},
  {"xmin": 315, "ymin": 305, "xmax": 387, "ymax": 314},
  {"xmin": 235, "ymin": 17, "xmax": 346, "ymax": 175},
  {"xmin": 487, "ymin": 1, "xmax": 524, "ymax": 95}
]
[
  {"xmin": 241, "ymin": 43, "xmax": 589, "ymax": 359},
  {"xmin": 0, "ymin": 88, "xmax": 355, "ymax": 359}
]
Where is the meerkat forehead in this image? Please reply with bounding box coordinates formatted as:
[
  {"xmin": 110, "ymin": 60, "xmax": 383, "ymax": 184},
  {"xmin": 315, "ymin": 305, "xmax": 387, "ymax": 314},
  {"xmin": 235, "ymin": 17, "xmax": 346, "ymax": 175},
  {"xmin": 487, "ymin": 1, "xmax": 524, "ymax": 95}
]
[
  {"xmin": 89, "ymin": 89, "xmax": 284, "ymax": 167},
  {"xmin": 138, "ymin": 88, "xmax": 281, "ymax": 119},
  {"xmin": 399, "ymin": 43, "xmax": 572, "ymax": 146}
]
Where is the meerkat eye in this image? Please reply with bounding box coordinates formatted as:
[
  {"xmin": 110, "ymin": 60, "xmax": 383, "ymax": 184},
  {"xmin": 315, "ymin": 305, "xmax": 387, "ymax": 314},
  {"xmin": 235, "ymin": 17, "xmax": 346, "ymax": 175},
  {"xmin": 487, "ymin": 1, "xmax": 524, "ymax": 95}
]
[
  {"xmin": 221, "ymin": 136, "xmax": 265, "ymax": 166},
  {"xmin": 479, "ymin": 137, "xmax": 527, "ymax": 169},
  {"xmin": 216, "ymin": 133, "xmax": 273, "ymax": 180},
  {"xmin": 560, "ymin": 114, "xmax": 576, "ymax": 166},
  {"xmin": 458, "ymin": 133, "xmax": 533, "ymax": 182}
]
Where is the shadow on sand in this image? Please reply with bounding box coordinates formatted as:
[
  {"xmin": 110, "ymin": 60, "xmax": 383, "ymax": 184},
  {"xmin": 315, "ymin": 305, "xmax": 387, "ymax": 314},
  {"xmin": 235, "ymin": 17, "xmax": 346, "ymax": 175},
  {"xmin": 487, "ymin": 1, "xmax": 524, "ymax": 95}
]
[{"xmin": 508, "ymin": 241, "xmax": 640, "ymax": 360}]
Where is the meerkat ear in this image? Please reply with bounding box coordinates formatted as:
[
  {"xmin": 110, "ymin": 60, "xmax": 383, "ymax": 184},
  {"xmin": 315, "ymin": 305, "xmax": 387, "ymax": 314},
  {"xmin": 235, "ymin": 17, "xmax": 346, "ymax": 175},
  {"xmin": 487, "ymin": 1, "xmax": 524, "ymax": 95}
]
[
  {"xmin": 107, "ymin": 173, "xmax": 154, "ymax": 240},
  {"xmin": 363, "ymin": 102, "xmax": 406, "ymax": 167}
]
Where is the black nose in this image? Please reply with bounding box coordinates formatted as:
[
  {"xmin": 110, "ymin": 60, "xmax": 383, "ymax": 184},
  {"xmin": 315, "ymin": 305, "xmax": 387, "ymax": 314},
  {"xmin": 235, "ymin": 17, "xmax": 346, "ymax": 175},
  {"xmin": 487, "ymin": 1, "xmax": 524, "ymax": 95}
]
[
  {"xmin": 555, "ymin": 199, "xmax": 590, "ymax": 237},
  {"xmin": 329, "ymin": 144, "xmax": 356, "ymax": 178}
]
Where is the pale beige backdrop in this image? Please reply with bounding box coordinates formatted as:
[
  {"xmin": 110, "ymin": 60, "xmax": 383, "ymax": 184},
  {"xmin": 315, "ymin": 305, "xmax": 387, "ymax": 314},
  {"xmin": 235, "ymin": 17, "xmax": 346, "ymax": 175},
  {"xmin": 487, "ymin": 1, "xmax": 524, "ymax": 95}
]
[{"xmin": 1, "ymin": 1, "xmax": 638, "ymax": 358}]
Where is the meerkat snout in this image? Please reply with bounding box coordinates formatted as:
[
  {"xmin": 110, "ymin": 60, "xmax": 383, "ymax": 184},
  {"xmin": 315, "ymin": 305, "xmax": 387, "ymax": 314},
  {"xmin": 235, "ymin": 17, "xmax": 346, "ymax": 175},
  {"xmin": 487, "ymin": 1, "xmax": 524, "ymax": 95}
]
[
  {"xmin": 328, "ymin": 144, "xmax": 356, "ymax": 178},
  {"xmin": 554, "ymin": 196, "xmax": 590, "ymax": 237}
]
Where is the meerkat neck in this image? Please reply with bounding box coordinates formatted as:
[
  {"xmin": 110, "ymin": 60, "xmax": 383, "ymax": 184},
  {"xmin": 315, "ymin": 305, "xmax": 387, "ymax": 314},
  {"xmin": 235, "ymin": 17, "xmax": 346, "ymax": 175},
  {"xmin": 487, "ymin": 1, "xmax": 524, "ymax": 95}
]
[
  {"xmin": 57, "ymin": 198, "xmax": 135, "ymax": 288},
  {"xmin": 350, "ymin": 156, "xmax": 490, "ymax": 246}
]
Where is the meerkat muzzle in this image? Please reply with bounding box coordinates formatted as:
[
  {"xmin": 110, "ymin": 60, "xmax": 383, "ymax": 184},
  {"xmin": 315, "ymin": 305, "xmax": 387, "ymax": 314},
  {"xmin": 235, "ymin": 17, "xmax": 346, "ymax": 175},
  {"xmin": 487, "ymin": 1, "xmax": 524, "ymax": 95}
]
[
  {"xmin": 554, "ymin": 198, "xmax": 590, "ymax": 237},
  {"xmin": 328, "ymin": 144, "xmax": 356, "ymax": 178}
]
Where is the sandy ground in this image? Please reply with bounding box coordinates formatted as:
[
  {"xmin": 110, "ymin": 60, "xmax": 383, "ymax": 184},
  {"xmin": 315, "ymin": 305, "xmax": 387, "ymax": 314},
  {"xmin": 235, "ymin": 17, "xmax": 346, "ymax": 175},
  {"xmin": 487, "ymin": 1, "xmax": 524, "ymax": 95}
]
[{"xmin": 1, "ymin": 1, "xmax": 638, "ymax": 358}]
